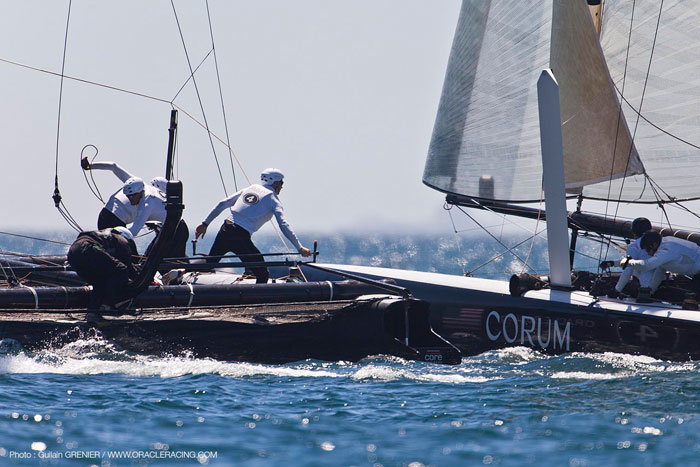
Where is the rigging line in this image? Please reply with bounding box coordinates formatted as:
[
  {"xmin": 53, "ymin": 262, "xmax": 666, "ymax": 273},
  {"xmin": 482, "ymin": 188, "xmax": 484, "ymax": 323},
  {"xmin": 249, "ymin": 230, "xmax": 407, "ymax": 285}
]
[
  {"xmin": 171, "ymin": 101, "xmax": 288, "ymax": 251},
  {"xmin": 169, "ymin": 6, "xmax": 287, "ymax": 251},
  {"xmin": 205, "ymin": 0, "xmax": 239, "ymax": 192},
  {"xmin": 60, "ymin": 200, "xmax": 81, "ymax": 228},
  {"xmin": 644, "ymin": 172, "xmax": 680, "ymax": 205},
  {"xmin": 520, "ymin": 190, "xmax": 544, "ymax": 275},
  {"xmin": 54, "ymin": 0, "xmax": 71, "ymax": 183},
  {"xmin": 0, "ymin": 57, "xmax": 172, "ymax": 104},
  {"xmin": 5, "ymin": 54, "xmax": 249, "ymax": 187},
  {"xmin": 81, "ymin": 168, "xmax": 104, "ymax": 204},
  {"xmin": 80, "ymin": 145, "xmax": 105, "ymax": 203},
  {"xmin": 0, "ymin": 255, "xmax": 64, "ymax": 269},
  {"xmin": 170, "ymin": 104, "xmax": 251, "ymax": 184},
  {"xmin": 170, "ymin": 48, "xmax": 214, "ymax": 103},
  {"xmin": 466, "ymin": 231, "xmax": 546, "ymax": 277},
  {"xmin": 56, "ymin": 204, "xmax": 82, "ymax": 232},
  {"xmin": 1, "ymin": 56, "xmax": 255, "ymax": 187},
  {"xmin": 599, "ymin": 0, "xmax": 637, "ymax": 267},
  {"xmin": 0, "ymin": 255, "xmax": 20, "ymax": 286},
  {"xmin": 0, "ymin": 231, "xmax": 71, "ymax": 246},
  {"xmin": 170, "ymin": 0, "xmax": 228, "ymax": 196},
  {"xmin": 169, "ymin": 107, "xmax": 288, "ymax": 253},
  {"xmin": 616, "ymin": 94, "xmax": 700, "ymax": 152},
  {"xmin": 664, "ymin": 200, "xmax": 700, "ymax": 223},
  {"xmin": 53, "ymin": 0, "xmax": 72, "ymax": 225},
  {"xmin": 455, "ymin": 206, "xmax": 538, "ymax": 275},
  {"xmin": 448, "ymin": 224, "xmax": 525, "ymax": 235},
  {"xmin": 464, "ymin": 198, "xmax": 543, "ymax": 237},
  {"xmin": 647, "ymin": 180, "xmax": 675, "ymax": 231},
  {"xmin": 612, "ymin": 0, "xmax": 665, "ymax": 209},
  {"xmin": 445, "ymin": 206, "xmax": 467, "ymax": 276}
]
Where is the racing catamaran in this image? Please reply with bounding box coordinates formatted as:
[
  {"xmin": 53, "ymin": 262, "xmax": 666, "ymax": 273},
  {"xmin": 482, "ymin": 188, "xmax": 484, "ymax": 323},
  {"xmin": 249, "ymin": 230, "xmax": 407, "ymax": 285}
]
[
  {"xmin": 299, "ymin": 0, "xmax": 700, "ymax": 361},
  {"xmin": 4, "ymin": 0, "xmax": 700, "ymax": 363}
]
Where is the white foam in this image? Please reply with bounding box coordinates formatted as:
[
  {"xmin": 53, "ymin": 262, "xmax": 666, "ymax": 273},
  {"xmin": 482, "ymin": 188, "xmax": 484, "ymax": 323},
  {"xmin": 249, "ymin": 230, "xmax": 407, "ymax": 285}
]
[
  {"xmin": 351, "ymin": 366, "xmax": 405, "ymax": 381},
  {"xmin": 490, "ymin": 346, "xmax": 543, "ymax": 364},
  {"xmin": 351, "ymin": 365, "xmax": 493, "ymax": 383},
  {"xmin": 0, "ymin": 353, "xmax": 347, "ymax": 379},
  {"xmin": 416, "ymin": 373, "xmax": 493, "ymax": 383},
  {"xmin": 0, "ymin": 337, "xmax": 348, "ymax": 379},
  {"xmin": 550, "ymin": 371, "xmax": 630, "ymax": 380}
]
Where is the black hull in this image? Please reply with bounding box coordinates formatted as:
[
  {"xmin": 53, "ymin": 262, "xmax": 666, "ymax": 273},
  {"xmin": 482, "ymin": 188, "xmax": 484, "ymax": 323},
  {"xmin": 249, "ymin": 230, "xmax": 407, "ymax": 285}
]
[
  {"xmin": 0, "ymin": 297, "xmax": 461, "ymax": 365},
  {"xmin": 430, "ymin": 294, "xmax": 700, "ymax": 362},
  {"xmin": 0, "ymin": 280, "xmax": 383, "ymax": 309},
  {"xmin": 301, "ymin": 265, "xmax": 700, "ymax": 362}
]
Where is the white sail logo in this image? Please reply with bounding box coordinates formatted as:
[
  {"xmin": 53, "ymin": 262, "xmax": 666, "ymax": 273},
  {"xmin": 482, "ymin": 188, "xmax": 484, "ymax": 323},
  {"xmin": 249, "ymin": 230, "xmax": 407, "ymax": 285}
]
[{"xmin": 485, "ymin": 311, "xmax": 570, "ymax": 351}]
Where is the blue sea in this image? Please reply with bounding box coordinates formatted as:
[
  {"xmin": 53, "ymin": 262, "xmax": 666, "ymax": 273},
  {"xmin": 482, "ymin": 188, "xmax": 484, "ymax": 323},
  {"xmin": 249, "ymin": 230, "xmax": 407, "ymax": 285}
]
[{"xmin": 1, "ymin": 231, "xmax": 699, "ymax": 466}]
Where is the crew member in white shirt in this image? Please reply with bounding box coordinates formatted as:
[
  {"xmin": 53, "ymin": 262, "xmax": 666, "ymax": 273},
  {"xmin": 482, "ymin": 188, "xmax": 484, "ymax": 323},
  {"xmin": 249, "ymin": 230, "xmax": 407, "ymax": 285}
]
[
  {"xmin": 82, "ymin": 159, "xmax": 189, "ymax": 257},
  {"xmin": 195, "ymin": 168, "xmax": 311, "ymax": 283},
  {"xmin": 600, "ymin": 217, "xmax": 655, "ymax": 295},
  {"xmin": 623, "ymin": 231, "xmax": 700, "ymax": 293}
]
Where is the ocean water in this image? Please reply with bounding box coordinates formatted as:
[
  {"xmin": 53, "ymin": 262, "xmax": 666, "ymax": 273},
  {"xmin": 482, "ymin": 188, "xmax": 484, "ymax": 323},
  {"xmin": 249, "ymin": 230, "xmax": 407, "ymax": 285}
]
[{"xmin": 1, "ymin": 231, "xmax": 698, "ymax": 466}]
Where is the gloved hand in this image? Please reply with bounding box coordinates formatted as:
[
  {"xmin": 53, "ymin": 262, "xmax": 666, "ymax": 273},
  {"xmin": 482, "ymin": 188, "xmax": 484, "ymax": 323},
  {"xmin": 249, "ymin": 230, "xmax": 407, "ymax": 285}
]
[
  {"xmin": 620, "ymin": 256, "xmax": 631, "ymax": 270},
  {"xmin": 81, "ymin": 157, "xmax": 91, "ymax": 170},
  {"xmin": 599, "ymin": 260, "xmax": 614, "ymax": 270},
  {"xmin": 151, "ymin": 271, "xmax": 164, "ymax": 287}
]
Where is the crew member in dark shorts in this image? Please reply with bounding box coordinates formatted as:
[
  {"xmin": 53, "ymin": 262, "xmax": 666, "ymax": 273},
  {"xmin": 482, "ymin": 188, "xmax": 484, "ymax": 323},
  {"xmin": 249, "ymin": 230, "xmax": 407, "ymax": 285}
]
[
  {"xmin": 194, "ymin": 168, "xmax": 311, "ymax": 283},
  {"xmin": 67, "ymin": 226, "xmax": 140, "ymax": 309}
]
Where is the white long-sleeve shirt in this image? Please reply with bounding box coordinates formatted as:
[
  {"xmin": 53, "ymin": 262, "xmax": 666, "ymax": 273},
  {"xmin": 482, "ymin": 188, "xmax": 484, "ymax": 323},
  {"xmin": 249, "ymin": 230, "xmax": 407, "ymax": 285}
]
[
  {"xmin": 203, "ymin": 183, "xmax": 303, "ymax": 251},
  {"xmin": 128, "ymin": 186, "xmax": 167, "ymax": 236},
  {"xmin": 91, "ymin": 161, "xmax": 167, "ymax": 235},
  {"xmin": 97, "ymin": 161, "xmax": 138, "ymax": 223},
  {"xmin": 89, "ymin": 161, "xmax": 133, "ymax": 183},
  {"xmin": 628, "ymin": 236, "xmax": 700, "ymax": 290},
  {"xmin": 104, "ymin": 190, "xmax": 138, "ymax": 224},
  {"xmin": 615, "ymin": 238, "xmax": 654, "ymax": 293}
]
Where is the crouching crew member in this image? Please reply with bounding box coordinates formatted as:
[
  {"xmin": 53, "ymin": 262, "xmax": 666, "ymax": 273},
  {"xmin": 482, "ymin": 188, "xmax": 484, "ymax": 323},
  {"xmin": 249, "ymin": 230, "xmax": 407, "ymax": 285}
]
[
  {"xmin": 194, "ymin": 168, "xmax": 311, "ymax": 283},
  {"xmin": 623, "ymin": 231, "xmax": 700, "ymax": 293},
  {"xmin": 67, "ymin": 226, "xmax": 140, "ymax": 309},
  {"xmin": 96, "ymin": 176, "xmax": 145, "ymax": 230},
  {"xmin": 600, "ymin": 217, "xmax": 655, "ymax": 296}
]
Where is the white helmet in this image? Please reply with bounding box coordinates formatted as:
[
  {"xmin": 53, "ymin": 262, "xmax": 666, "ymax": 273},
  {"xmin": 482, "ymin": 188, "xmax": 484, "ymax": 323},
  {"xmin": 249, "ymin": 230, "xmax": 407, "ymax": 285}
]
[
  {"xmin": 260, "ymin": 168, "xmax": 284, "ymax": 185},
  {"xmin": 113, "ymin": 226, "xmax": 134, "ymax": 242},
  {"xmin": 123, "ymin": 177, "xmax": 145, "ymax": 196},
  {"xmin": 151, "ymin": 176, "xmax": 168, "ymax": 192}
]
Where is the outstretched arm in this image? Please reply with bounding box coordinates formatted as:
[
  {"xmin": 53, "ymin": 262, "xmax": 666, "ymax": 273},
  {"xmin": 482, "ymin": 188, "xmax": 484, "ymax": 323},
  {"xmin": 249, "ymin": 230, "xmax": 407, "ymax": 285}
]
[
  {"xmin": 627, "ymin": 249, "xmax": 672, "ymax": 272},
  {"xmin": 82, "ymin": 160, "xmax": 134, "ymax": 183},
  {"xmin": 272, "ymin": 200, "xmax": 311, "ymax": 257},
  {"xmin": 195, "ymin": 190, "xmax": 242, "ymax": 239}
]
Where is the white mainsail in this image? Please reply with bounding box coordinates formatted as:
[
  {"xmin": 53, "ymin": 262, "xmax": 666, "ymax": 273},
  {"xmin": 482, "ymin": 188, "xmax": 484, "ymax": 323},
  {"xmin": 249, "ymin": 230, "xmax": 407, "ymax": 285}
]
[
  {"xmin": 424, "ymin": 0, "xmax": 551, "ymax": 202},
  {"xmin": 424, "ymin": 0, "xmax": 700, "ymax": 204}
]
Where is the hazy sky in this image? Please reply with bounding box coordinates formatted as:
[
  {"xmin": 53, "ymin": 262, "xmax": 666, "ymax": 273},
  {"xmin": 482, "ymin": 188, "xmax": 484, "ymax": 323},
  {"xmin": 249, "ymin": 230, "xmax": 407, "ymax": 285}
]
[{"xmin": 0, "ymin": 1, "xmax": 463, "ymax": 241}]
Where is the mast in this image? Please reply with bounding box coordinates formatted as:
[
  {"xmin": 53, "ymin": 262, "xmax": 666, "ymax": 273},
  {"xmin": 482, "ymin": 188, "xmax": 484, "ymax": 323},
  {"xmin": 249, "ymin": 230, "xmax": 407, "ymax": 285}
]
[
  {"xmin": 537, "ymin": 69, "xmax": 571, "ymax": 289},
  {"xmin": 165, "ymin": 109, "xmax": 178, "ymax": 182},
  {"xmin": 587, "ymin": 0, "xmax": 602, "ymax": 36},
  {"xmin": 128, "ymin": 111, "xmax": 184, "ymax": 296}
]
